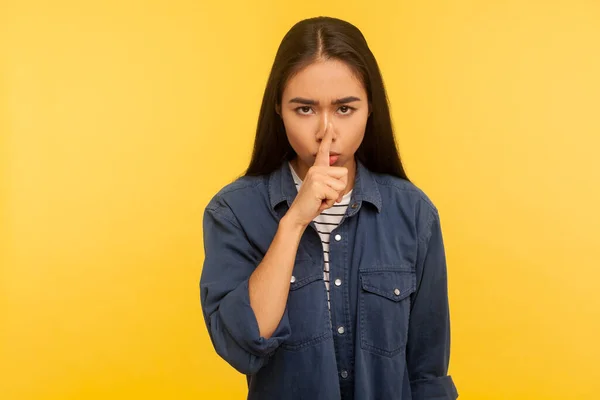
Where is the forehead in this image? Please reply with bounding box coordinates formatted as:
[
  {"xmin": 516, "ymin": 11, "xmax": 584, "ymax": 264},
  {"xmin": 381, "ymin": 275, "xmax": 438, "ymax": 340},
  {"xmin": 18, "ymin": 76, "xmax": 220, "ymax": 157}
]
[{"xmin": 282, "ymin": 59, "xmax": 366, "ymax": 99}]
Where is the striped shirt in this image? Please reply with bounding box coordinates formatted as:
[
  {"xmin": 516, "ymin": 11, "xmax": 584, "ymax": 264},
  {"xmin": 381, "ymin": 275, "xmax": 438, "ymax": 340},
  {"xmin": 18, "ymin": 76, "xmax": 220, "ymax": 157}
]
[{"xmin": 289, "ymin": 162, "xmax": 353, "ymax": 312}]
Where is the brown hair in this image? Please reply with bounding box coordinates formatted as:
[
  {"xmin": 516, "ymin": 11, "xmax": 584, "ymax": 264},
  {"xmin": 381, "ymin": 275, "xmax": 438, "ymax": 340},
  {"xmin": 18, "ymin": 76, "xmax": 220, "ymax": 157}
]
[{"xmin": 244, "ymin": 16, "xmax": 409, "ymax": 182}]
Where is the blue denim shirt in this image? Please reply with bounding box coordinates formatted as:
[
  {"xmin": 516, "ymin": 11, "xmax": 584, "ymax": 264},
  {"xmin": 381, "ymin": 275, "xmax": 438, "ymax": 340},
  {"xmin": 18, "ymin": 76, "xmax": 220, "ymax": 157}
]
[{"xmin": 200, "ymin": 158, "xmax": 458, "ymax": 400}]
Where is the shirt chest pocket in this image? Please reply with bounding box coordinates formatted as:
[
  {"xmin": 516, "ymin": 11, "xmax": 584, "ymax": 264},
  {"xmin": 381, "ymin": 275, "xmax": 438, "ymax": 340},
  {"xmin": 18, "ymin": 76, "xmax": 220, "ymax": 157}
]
[
  {"xmin": 281, "ymin": 258, "xmax": 330, "ymax": 350},
  {"xmin": 359, "ymin": 269, "xmax": 416, "ymax": 357}
]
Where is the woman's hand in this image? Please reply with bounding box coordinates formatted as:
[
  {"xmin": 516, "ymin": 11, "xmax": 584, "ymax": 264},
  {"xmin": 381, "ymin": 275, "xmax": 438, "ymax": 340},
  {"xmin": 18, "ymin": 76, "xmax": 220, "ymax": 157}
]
[{"xmin": 286, "ymin": 125, "xmax": 349, "ymax": 227}]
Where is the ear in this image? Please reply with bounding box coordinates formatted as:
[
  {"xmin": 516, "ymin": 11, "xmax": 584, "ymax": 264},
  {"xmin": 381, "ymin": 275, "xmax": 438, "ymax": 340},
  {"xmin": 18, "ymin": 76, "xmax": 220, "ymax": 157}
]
[{"xmin": 275, "ymin": 104, "xmax": 281, "ymax": 116}]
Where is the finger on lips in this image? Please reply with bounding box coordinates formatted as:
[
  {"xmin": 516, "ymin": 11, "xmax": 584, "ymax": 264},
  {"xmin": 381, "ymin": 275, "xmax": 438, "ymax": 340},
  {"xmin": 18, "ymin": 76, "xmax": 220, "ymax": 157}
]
[{"xmin": 313, "ymin": 118, "xmax": 348, "ymax": 205}]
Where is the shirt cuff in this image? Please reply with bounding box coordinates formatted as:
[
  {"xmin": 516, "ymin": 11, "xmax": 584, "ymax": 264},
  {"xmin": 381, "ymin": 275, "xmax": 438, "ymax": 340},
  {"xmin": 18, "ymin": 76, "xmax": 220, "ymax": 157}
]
[
  {"xmin": 410, "ymin": 375, "xmax": 458, "ymax": 400},
  {"xmin": 219, "ymin": 278, "xmax": 291, "ymax": 357}
]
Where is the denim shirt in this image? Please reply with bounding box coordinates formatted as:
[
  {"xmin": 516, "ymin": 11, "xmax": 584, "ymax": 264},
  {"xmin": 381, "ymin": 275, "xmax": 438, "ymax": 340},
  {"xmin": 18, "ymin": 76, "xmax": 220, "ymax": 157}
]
[{"xmin": 200, "ymin": 158, "xmax": 458, "ymax": 400}]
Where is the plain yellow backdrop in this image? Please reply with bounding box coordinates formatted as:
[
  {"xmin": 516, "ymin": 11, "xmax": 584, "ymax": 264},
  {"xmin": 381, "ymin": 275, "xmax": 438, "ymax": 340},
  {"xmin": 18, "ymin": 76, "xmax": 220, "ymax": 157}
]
[{"xmin": 2, "ymin": 0, "xmax": 600, "ymax": 399}]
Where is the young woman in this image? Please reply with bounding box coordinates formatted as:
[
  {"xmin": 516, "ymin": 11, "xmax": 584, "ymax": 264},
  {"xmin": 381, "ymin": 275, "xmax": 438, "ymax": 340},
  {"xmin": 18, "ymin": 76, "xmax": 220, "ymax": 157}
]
[{"xmin": 200, "ymin": 16, "xmax": 458, "ymax": 400}]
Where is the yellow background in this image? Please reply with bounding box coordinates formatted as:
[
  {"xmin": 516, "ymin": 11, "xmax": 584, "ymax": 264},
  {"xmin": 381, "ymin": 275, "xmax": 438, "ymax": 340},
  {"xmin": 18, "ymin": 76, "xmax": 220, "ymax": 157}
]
[{"xmin": 2, "ymin": 0, "xmax": 599, "ymax": 399}]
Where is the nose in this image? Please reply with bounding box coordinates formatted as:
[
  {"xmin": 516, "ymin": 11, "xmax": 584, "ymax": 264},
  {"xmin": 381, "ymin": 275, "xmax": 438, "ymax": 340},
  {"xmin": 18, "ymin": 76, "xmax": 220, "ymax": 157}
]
[{"xmin": 316, "ymin": 112, "xmax": 337, "ymax": 141}]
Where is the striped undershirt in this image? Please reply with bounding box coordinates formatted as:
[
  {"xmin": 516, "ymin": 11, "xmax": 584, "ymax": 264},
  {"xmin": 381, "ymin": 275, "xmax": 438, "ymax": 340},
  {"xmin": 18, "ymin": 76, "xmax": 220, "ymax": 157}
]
[{"xmin": 289, "ymin": 161, "xmax": 353, "ymax": 313}]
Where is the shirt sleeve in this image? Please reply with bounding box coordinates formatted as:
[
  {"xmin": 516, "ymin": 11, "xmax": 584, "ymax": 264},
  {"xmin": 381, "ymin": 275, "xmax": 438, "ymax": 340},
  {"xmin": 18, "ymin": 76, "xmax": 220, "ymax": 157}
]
[
  {"xmin": 407, "ymin": 207, "xmax": 459, "ymax": 399},
  {"xmin": 199, "ymin": 203, "xmax": 291, "ymax": 375}
]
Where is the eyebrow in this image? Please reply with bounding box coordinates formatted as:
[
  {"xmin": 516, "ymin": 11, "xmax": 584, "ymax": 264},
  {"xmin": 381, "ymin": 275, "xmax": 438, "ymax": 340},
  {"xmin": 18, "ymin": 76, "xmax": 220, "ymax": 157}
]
[{"xmin": 288, "ymin": 96, "xmax": 362, "ymax": 106}]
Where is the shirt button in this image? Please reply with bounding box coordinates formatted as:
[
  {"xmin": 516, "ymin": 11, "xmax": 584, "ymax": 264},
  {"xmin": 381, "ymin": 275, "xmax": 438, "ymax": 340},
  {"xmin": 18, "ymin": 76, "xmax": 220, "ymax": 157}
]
[
  {"xmin": 394, "ymin": 288, "xmax": 400, "ymax": 296},
  {"xmin": 290, "ymin": 276, "xmax": 296, "ymax": 283},
  {"xmin": 337, "ymin": 326, "xmax": 345, "ymax": 334},
  {"xmin": 340, "ymin": 370, "xmax": 349, "ymax": 379},
  {"xmin": 334, "ymin": 234, "xmax": 342, "ymax": 241},
  {"xmin": 334, "ymin": 278, "xmax": 342, "ymax": 286},
  {"xmin": 350, "ymin": 203, "xmax": 358, "ymax": 209}
]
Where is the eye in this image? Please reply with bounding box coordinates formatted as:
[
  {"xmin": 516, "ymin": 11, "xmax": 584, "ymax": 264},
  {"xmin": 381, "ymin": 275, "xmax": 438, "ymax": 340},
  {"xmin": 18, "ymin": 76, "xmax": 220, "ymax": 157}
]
[
  {"xmin": 295, "ymin": 106, "xmax": 314, "ymax": 115},
  {"xmin": 338, "ymin": 106, "xmax": 356, "ymax": 115}
]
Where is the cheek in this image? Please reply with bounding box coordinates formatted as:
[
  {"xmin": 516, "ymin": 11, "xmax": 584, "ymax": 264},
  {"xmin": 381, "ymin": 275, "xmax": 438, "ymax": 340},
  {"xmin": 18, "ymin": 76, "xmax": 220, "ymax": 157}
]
[
  {"xmin": 340, "ymin": 116, "xmax": 368, "ymax": 149},
  {"xmin": 349, "ymin": 131, "xmax": 366, "ymax": 153},
  {"xmin": 282, "ymin": 116, "xmax": 314, "ymax": 153}
]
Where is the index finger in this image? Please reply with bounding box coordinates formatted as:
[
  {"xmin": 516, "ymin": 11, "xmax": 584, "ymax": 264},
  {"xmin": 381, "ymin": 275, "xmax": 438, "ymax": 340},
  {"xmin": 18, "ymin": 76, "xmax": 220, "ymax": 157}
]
[{"xmin": 314, "ymin": 120, "xmax": 333, "ymax": 167}]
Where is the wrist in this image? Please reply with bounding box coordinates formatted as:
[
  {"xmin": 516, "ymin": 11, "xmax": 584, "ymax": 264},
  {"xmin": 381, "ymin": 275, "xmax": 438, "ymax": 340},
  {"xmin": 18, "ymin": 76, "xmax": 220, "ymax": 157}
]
[{"xmin": 280, "ymin": 211, "xmax": 308, "ymax": 233}]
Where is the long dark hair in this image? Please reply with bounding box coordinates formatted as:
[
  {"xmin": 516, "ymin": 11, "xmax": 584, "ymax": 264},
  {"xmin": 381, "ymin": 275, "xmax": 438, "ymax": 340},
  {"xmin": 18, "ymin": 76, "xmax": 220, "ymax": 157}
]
[{"xmin": 244, "ymin": 16, "xmax": 410, "ymax": 182}]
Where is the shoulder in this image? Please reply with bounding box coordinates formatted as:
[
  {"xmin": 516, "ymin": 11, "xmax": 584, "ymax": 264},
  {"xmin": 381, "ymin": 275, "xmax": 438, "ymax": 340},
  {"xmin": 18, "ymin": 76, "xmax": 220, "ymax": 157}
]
[
  {"xmin": 373, "ymin": 173, "xmax": 438, "ymax": 214},
  {"xmin": 204, "ymin": 174, "xmax": 268, "ymax": 223},
  {"xmin": 370, "ymin": 172, "xmax": 441, "ymax": 240}
]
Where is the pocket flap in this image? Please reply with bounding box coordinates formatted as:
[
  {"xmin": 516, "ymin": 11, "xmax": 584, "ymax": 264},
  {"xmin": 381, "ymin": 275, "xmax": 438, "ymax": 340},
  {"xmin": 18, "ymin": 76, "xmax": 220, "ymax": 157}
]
[
  {"xmin": 289, "ymin": 259, "xmax": 323, "ymax": 291},
  {"xmin": 360, "ymin": 270, "xmax": 416, "ymax": 302}
]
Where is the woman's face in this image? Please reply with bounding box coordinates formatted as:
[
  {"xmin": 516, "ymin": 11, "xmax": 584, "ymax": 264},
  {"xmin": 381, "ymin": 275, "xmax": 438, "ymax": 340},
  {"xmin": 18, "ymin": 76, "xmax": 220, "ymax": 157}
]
[{"xmin": 278, "ymin": 59, "xmax": 370, "ymax": 178}]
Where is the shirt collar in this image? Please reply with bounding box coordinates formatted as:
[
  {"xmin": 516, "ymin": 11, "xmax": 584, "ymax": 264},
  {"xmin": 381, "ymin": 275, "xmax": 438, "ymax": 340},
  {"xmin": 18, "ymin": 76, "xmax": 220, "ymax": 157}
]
[{"xmin": 268, "ymin": 157, "xmax": 382, "ymax": 214}]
